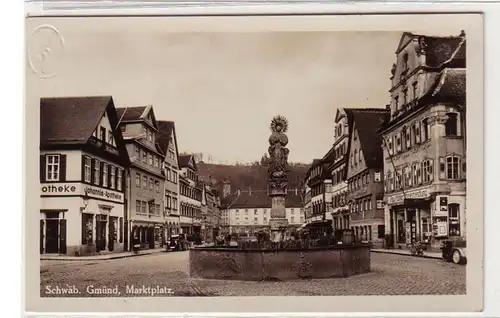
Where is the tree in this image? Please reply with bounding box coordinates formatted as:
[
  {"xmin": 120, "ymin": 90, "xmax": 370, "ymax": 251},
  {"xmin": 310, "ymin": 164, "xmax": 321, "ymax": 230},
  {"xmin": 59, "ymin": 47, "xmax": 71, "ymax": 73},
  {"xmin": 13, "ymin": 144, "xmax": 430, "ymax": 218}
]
[{"xmin": 260, "ymin": 153, "xmax": 270, "ymax": 166}]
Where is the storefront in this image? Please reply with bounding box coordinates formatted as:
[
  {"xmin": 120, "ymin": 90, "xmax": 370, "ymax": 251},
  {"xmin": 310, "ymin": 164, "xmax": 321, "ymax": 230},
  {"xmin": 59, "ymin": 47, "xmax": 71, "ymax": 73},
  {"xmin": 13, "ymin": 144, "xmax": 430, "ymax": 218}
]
[
  {"xmin": 130, "ymin": 221, "xmax": 165, "ymax": 249},
  {"xmin": 386, "ymin": 186, "xmax": 466, "ymax": 249},
  {"xmin": 40, "ymin": 182, "xmax": 125, "ymax": 256}
]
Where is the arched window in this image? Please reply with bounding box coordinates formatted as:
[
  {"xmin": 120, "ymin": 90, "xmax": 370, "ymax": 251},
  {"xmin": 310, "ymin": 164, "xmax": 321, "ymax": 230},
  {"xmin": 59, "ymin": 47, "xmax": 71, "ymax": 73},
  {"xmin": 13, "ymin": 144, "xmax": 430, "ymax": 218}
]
[{"xmin": 421, "ymin": 118, "xmax": 429, "ymax": 141}]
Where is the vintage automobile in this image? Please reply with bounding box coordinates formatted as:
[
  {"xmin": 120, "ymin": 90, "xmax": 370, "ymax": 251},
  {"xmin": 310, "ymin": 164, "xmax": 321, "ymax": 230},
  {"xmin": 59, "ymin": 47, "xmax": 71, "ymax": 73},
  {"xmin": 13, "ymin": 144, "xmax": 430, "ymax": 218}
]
[
  {"xmin": 441, "ymin": 238, "xmax": 467, "ymax": 265},
  {"xmin": 168, "ymin": 234, "xmax": 189, "ymax": 251}
]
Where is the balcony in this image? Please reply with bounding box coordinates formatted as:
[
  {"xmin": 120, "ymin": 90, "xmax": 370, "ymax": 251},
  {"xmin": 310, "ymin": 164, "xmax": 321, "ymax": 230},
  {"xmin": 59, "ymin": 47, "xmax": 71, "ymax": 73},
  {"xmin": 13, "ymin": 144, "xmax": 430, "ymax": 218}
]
[{"xmin": 88, "ymin": 136, "xmax": 119, "ymax": 156}]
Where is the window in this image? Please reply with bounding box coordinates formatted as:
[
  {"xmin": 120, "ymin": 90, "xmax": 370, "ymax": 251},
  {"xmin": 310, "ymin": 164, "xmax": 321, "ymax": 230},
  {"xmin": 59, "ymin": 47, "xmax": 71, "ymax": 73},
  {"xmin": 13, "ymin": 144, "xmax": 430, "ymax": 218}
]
[
  {"xmin": 412, "ymin": 81, "xmax": 418, "ymax": 101},
  {"xmin": 422, "ymin": 159, "xmax": 434, "ymax": 183},
  {"xmin": 448, "ymin": 203, "xmax": 460, "ymax": 236},
  {"xmin": 147, "ymin": 129, "xmax": 153, "ymax": 142},
  {"xmin": 102, "ymin": 163, "xmax": 108, "ymax": 186},
  {"xmin": 421, "ymin": 118, "xmax": 429, "ymax": 141},
  {"xmin": 135, "ymin": 146, "xmax": 140, "ymax": 159},
  {"xmin": 387, "ymin": 137, "xmax": 394, "ymax": 155},
  {"xmin": 354, "ymin": 149, "xmax": 358, "ymax": 164},
  {"xmin": 395, "ymin": 95, "xmax": 399, "ymax": 110},
  {"xmin": 94, "ymin": 159, "xmax": 100, "ymax": 185},
  {"xmin": 445, "ymin": 156, "xmax": 460, "ymax": 180},
  {"xmin": 374, "ymin": 172, "xmax": 381, "ymax": 182},
  {"xmin": 142, "ymin": 175, "xmax": 147, "ymax": 188},
  {"xmin": 359, "ymin": 150, "xmax": 363, "ymax": 162},
  {"xmin": 155, "ymin": 181, "xmax": 160, "ymax": 193},
  {"xmin": 413, "ymin": 121, "xmax": 421, "ymax": 144},
  {"xmin": 135, "ymin": 173, "xmax": 141, "ymax": 186},
  {"xmin": 377, "ymin": 225, "xmax": 385, "ymax": 239},
  {"xmin": 404, "ymin": 166, "xmax": 412, "ymax": 187},
  {"xmin": 403, "ymin": 53, "xmax": 409, "ymax": 71},
  {"xmin": 402, "ymin": 88, "xmax": 408, "ymax": 106},
  {"xmin": 81, "ymin": 213, "xmax": 93, "ymax": 245},
  {"xmin": 376, "ymin": 200, "xmax": 384, "ymax": 209},
  {"xmin": 395, "ymin": 133, "xmax": 402, "ymax": 152},
  {"xmin": 412, "ymin": 163, "xmax": 420, "ymax": 185},
  {"xmin": 154, "ymin": 156, "xmax": 159, "ymax": 168},
  {"xmin": 117, "ymin": 169, "xmax": 123, "ymax": 191},
  {"xmin": 136, "ymin": 200, "xmax": 142, "ymax": 214},
  {"xmin": 100, "ymin": 127, "xmax": 106, "ymax": 141},
  {"xmin": 149, "ymin": 178, "xmax": 154, "ymax": 190},
  {"xmin": 445, "ymin": 113, "xmax": 458, "ymax": 136},
  {"xmin": 108, "ymin": 131, "xmax": 114, "ymax": 145},
  {"xmin": 291, "ymin": 217, "xmax": 295, "ymax": 223},
  {"xmin": 84, "ymin": 156, "xmax": 92, "ymax": 182},
  {"xmin": 148, "ymin": 154, "xmax": 153, "ymax": 165},
  {"xmin": 142, "ymin": 150, "xmax": 147, "ymax": 163},
  {"xmin": 110, "ymin": 166, "xmax": 116, "ymax": 189},
  {"xmin": 141, "ymin": 201, "xmax": 147, "ymax": 214},
  {"xmin": 46, "ymin": 155, "xmax": 60, "ymax": 181}
]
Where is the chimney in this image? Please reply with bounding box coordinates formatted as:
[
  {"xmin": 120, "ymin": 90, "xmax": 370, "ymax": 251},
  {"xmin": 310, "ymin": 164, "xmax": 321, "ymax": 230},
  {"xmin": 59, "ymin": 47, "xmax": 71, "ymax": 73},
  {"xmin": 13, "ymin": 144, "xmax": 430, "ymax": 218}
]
[
  {"xmin": 223, "ymin": 180, "xmax": 231, "ymax": 198},
  {"xmin": 385, "ymin": 104, "xmax": 390, "ymax": 111},
  {"xmin": 460, "ymin": 30, "xmax": 466, "ymax": 37}
]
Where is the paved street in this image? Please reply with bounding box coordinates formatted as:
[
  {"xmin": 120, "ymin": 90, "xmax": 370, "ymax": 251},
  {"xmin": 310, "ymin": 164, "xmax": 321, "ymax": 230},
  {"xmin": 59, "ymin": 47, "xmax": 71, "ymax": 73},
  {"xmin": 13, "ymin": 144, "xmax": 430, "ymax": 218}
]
[{"xmin": 40, "ymin": 252, "xmax": 465, "ymax": 297}]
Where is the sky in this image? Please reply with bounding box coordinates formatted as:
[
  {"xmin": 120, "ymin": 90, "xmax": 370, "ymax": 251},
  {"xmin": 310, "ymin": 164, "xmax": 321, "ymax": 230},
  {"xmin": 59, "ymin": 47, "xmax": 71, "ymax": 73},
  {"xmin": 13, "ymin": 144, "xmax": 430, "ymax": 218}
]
[{"xmin": 28, "ymin": 19, "xmax": 464, "ymax": 164}]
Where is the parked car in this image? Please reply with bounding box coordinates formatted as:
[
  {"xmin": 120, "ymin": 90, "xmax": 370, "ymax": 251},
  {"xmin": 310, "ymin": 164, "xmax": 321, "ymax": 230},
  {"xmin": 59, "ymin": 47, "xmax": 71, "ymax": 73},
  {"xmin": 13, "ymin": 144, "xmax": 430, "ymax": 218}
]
[
  {"xmin": 441, "ymin": 238, "xmax": 467, "ymax": 265},
  {"xmin": 168, "ymin": 234, "xmax": 189, "ymax": 251}
]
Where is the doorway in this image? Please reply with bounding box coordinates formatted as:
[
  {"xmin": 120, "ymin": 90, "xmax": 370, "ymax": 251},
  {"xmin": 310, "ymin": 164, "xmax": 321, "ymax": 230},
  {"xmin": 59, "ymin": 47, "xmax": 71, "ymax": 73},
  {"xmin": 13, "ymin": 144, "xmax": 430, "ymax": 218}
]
[
  {"xmin": 397, "ymin": 219, "xmax": 405, "ymax": 243},
  {"xmin": 45, "ymin": 219, "xmax": 59, "ymax": 253},
  {"xmin": 96, "ymin": 215, "xmax": 107, "ymax": 252}
]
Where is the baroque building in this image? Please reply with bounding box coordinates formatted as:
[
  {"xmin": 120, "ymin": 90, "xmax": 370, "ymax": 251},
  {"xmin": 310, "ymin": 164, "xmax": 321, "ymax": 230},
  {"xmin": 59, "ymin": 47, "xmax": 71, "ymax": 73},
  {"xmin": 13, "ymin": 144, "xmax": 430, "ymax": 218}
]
[
  {"xmin": 39, "ymin": 96, "xmax": 130, "ymax": 256},
  {"xmin": 380, "ymin": 31, "xmax": 466, "ymax": 249},
  {"xmin": 117, "ymin": 106, "xmax": 166, "ymax": 251}
]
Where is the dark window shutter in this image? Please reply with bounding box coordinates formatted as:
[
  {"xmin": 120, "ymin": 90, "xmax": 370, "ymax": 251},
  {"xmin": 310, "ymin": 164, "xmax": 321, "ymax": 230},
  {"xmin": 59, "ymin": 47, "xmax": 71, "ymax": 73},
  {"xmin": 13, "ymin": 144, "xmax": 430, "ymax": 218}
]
[
  {"xmin": 119, "ymin": 217, "xmax": 123, "ymax": 243},
  {"xmin": 462, "ymin": 159, "xmax": 466, "ymax": 178},
  {"xmin": 81, "ymin": 214, "xmax": 86, "ymax": 245},
  {"xmin": 40, "ymin": 155, "xmax": 46, "ymax": 182},
  {"xmin": 59, "ymin": 155, "xmax": 67, "ymax": 182},
  {"xmin": 90, "ymin": 159, "xmax": 96, "ymax": 184},
  {"xmin": 40, "ymin": 220, "xmax": 44, "ymax": 254},
  {"xmin": 439, "ymin": 157, "xmax": 446, "ymax": 179},
  {"xmin": 81, "ymin": 154, "xmax": 86, "ymax": 182},
  {"xmin": 59, "ymin": 219, "xmax": 67, "ymax": 254},
  {"xmin": 107, "ymin": 165, "xmax": 111, "ymax": 188},
  {"xmin": 100, "ymin": 162, "xmax": 105, "ymax": 187}
]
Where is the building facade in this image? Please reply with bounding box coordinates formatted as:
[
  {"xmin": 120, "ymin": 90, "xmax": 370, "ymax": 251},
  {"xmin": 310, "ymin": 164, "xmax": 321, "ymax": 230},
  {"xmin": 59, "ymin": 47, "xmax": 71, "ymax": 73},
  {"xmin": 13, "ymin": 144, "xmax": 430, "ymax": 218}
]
[
  {"xmin": 117, "ymin": 106, "xmax": 166, "ymax": 250},
  {"xmin": 40, "ymin": 96, "xmax": 130, "ymax": 256},
  {"xmin": 221, "ymin": 185, "xmax": 304, "ymax": 235},
  {"xmin": 346, "ymin": 109, "xmax": 389, "ymax": 247},
  {"xmin": 381, "ymin": 31, "xmax": 466, "ymax": 249},
  {"xmin": 330, "ymin": 108, "xmax": 351, "ymax": 231},
  {"xmin": 157, "ymin": 121, "xmax": 181, "ymax": 240},
  {"xmin": 178, "ymin": 154, "xmax": 203, "ymax": 236},
  {"xmin": 304, "ymin": 157, "xmax": 333, "ymax": 234}
]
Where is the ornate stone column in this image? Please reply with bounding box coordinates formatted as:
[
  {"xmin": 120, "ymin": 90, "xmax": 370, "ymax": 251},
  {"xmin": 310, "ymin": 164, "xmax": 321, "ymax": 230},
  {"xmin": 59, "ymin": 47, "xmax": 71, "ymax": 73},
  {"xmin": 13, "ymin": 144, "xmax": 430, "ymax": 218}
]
[{"xmin": 267, "ymin": 115, "xmax": 290, "ymax": 242}]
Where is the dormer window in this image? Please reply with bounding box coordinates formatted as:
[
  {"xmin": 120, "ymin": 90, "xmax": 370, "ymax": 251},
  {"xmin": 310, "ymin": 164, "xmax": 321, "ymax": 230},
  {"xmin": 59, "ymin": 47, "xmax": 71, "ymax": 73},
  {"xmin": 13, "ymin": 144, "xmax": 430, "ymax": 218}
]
[
  {"xmin": 402, "ymin": 87, "xmax": 408, "ymax": 107},
  {"xmin": 394, "ymin": 96, "xmax": 399, "ymax": 112},
  {"xmin": 100, "ymin": 127, "xmax": 106, "ymax": 141},
  {"xmin": 412, "ymin": 81, "xmax": 418, "ymax": 101}
]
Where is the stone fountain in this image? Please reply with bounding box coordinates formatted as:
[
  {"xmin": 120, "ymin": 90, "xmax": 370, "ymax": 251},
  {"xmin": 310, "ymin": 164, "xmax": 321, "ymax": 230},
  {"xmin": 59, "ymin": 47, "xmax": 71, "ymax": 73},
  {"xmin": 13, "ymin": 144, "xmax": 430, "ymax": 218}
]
[{"xmin": 267, "ymin": 115, "xmax": 291, "ymax": 242}]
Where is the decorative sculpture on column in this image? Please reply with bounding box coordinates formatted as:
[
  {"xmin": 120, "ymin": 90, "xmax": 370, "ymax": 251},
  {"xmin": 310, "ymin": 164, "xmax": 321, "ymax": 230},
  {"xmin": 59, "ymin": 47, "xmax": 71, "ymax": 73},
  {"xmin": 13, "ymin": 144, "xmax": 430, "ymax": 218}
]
[{"xmin": 267, "ymin": 115, "xmax": 290, "ymax": 241}]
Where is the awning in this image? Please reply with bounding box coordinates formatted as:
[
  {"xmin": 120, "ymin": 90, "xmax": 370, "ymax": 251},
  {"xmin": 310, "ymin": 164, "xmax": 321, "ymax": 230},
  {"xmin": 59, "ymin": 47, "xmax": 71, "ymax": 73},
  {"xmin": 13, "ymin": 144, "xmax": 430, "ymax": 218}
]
[{"xmin": 304, "ymin": 220, "xmax": 332, "ymax": 229}]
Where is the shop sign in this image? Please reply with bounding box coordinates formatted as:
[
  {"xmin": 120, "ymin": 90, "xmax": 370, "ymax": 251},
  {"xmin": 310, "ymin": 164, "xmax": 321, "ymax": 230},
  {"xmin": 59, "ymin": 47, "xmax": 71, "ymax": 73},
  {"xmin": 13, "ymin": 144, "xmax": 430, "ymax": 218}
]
[
  {"xmin": 387, "ymin": 187, "xmax": 430, "ymax": 205},
  {"xmin": 40, "ymin": 183, "xmax": 124, "ymax": 203},
  {"xmin": 434, "ymin": 196, "xmax": 449, "ymax": 217}
]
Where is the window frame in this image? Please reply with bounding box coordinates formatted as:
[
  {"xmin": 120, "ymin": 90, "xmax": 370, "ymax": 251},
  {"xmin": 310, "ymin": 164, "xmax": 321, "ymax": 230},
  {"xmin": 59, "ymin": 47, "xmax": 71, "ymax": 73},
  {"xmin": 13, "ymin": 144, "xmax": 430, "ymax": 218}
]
[
  {"xmin": 84, "ymin": 156, "xmax": 92, "ymax": 183},
  {"xmin": 46, "ymin": 154, "xmax": 61, "ymax": 181}
]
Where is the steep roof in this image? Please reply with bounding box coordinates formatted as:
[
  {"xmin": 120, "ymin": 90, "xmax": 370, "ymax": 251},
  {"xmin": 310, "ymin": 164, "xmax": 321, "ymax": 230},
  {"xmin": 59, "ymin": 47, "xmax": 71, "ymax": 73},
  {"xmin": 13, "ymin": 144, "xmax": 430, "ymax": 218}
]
[
  {"xmin": 431, "ymin": 68, "xmax": 466, "ymax": 104},
  {"xmin": 351, "ymin": 109, "xmax": 390, "ymax": 169},
  {"xmin": 222, "ymin": 189, "xmax": 303, "ymax": 209},
  {"xmin": 179, "ymin": 154, "xmax": 197, "ymax": 171},
  {"xmin": 41, "ymin": 96, "xmax": 112, "ymax": 145},
  {"xmin": 116, "ymin": 106, "xmax": 147, "ymax": 122},
  {"xmin": 156, "ymin": 121, "xmax": 175, "ymax": 151},
  {"xmin": 395, "ymin": 31, "xmax": 465, "ymax": 68}
]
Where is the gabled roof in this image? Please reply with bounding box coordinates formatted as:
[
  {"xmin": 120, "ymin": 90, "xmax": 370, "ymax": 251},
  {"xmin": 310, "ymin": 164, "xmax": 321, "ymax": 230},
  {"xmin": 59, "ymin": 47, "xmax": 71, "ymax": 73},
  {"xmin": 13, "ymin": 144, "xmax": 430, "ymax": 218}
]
[
  {"xmin": 350, "ymin": 109, "xmax": 390, "ymax": 169},
  {"xmin": 221, "ymin": 189, "xmax": 303, "ymax": 209},
  {"xmin": 40, "ymin": 96, "xmax": 130, "ymax": 164},
  {"xmin": 157, "ymin": 120, "xmax": 180, "ymax": 165},
  {"xmin": 179, "ymin": 154, "xmax": 197, "ymax": 171},
  {"xmin": 41, "ymin": 96, "xmax": 113, "ymax": 145},
  {"xmin": 116, "ymin": 105, "xmax": 159, "ymax": 131}
]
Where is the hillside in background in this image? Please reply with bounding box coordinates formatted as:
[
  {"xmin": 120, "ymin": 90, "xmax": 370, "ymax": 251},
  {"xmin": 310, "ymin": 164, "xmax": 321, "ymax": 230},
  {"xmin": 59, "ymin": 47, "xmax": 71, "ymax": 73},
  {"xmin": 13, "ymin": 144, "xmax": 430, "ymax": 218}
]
[{"xmin": 197, "ymin": 161, "xmax": 310, "ymax": 192}]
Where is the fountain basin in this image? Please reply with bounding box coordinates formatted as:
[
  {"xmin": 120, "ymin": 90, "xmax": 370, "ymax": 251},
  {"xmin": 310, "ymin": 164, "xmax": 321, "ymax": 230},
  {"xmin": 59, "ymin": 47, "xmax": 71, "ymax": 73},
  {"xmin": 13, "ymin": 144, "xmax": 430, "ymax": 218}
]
[{"xmin": 189, "ymin": 244, "xmax": 370, "ymax": 281}]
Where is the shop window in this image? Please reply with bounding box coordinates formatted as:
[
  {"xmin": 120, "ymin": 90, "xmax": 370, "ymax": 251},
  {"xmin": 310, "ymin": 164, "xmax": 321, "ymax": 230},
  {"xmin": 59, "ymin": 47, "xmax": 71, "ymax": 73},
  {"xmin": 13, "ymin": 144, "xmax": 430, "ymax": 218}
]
[
  {"xmin": 81, "ymin": 213, "xmax": 93, "ymax": 245},
  {"xmin": 448, "ymin": 203, "xmax": 460, "ymax": 236},
  {"xmin": 445, "ymin": 112, "xmax": 459, "ymax": 136},
  {"xmin": 377, "ymin": 225, "xmax": 385, "ymax": 239},
  {"xmin": 46, "ymin": 154, "xmax": 60, "ymax": 181}
]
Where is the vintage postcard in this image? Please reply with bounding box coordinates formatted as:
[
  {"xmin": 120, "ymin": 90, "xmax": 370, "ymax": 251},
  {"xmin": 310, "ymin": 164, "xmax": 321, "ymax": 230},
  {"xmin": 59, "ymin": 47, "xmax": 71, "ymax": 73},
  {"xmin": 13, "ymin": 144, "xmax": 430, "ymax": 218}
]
[{"xmin": 25, "ymin": 13, "xmax": 483, "ymax": 313}]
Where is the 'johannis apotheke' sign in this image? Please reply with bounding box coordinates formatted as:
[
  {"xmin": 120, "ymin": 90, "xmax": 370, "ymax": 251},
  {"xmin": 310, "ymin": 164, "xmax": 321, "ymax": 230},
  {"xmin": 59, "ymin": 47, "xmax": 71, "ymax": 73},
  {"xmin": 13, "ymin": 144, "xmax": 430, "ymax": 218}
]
[{"xmin": 40, "ymin": 183, "xmax": 124, "ymax": 203}]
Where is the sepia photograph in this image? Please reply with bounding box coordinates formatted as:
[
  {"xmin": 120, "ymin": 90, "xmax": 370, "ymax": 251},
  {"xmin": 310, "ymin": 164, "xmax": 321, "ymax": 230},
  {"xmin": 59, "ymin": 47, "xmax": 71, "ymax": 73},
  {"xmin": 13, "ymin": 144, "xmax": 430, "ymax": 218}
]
[{"xmin": 25, "ymin": 14, "xmax": 483, "ymax": 313}]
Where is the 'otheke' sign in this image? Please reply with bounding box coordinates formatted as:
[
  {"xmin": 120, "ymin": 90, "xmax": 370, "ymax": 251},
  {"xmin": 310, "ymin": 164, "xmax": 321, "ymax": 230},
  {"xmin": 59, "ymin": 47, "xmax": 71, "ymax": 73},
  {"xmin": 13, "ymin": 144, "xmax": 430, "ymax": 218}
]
[{"xmin": 40, "ymin": 183, "xmax": 124, "ymax": 203}]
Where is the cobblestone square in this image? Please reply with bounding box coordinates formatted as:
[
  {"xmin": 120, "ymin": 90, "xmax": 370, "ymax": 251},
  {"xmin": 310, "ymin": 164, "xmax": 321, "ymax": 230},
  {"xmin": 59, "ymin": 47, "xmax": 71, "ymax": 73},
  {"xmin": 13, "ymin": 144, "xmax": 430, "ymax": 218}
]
[{"xmin": 40, "ymin": 252, "xmax": 466, "ymax": 297}]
